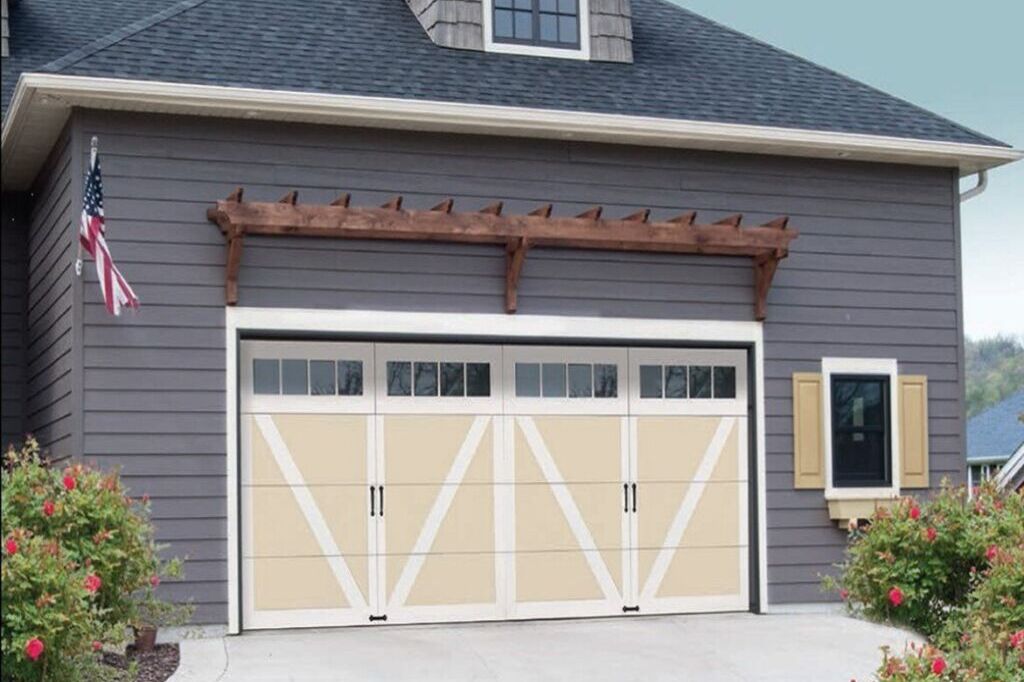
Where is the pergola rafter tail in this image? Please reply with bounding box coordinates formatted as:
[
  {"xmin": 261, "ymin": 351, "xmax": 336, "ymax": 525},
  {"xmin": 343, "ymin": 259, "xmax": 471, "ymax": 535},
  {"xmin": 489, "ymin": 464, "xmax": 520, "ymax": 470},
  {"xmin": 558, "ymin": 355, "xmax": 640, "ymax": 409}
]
[{"xmin": 207, "ymin": 189, "xmax": 798, "ymax": 319}]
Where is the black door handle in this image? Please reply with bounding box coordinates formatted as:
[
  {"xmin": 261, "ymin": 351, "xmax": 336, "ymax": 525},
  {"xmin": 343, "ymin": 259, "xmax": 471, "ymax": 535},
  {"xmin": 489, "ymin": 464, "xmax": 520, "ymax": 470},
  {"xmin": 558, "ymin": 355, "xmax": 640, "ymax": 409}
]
[
  {"xmin": 379, "ymin": 485, "xmax": 385, "ymax": 518},
  {"xmin": 370, "ymin": 485, "xmax": 376, "ymax": 517},
  {"xmin": 623, "ymin": 483, "xmax": 629, "ymax": 512},
  {"xmin": 632, "ymin": 483, "xmax": 637, "ymax": 513}
]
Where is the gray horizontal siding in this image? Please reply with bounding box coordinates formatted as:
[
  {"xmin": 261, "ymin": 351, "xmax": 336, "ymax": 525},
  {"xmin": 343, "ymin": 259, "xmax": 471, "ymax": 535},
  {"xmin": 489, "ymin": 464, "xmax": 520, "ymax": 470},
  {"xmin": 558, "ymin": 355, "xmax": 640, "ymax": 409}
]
[
  {"xmin": 73, "ymin": 110, "xmax": 964, "ymax": 623},
  {"xmin": 24, "ymin": 126, "xmax": 76, "ymax": 459},
  {"xmin": 1, "ymin": 193, "xmax": 28, "ymax": 447}
]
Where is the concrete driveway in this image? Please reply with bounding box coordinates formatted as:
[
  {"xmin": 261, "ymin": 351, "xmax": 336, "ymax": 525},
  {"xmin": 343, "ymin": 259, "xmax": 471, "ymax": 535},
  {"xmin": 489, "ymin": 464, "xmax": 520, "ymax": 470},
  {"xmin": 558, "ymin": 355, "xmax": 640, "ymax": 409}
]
[{"xmin": 170, "ymin": 613, "xmax": 917, "ymax": 682}]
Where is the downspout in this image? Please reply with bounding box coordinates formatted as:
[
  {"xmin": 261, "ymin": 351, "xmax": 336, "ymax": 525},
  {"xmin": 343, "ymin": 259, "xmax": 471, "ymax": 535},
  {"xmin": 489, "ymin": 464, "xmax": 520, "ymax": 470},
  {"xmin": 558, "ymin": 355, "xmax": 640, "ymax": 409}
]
[
  {"xmin": 959, "ymin": 169, "xmax": 986, "ymax": 500},
  {"xmin": 959, "ymin": 170, "xmax": 988, "ymax": 202}
]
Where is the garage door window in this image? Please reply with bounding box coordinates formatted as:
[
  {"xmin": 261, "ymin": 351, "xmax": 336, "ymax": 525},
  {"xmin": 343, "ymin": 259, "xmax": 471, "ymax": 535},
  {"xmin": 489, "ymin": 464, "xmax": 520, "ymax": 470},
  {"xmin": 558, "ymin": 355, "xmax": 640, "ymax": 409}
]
[
  {"xmin": 337, "ymin": 361, "xmax": 364, "ymax": 396},
  {"xmin": 253, "ymin": 359, "xmax": 280, "ymax": 395},
  {"xmin": 514, "ymin": 362, "xmax": 618, "ymax": 398},
  {"xmin": 252, "ymin": 358, "xmax": 365, "ymax": 396},
  {"xmin": 637, "ymin": 364, "xmax": 736, "ymax": 400},
  {"xmin": 389, "ymin": 360, "xmax": 492, "ymax": 397}
]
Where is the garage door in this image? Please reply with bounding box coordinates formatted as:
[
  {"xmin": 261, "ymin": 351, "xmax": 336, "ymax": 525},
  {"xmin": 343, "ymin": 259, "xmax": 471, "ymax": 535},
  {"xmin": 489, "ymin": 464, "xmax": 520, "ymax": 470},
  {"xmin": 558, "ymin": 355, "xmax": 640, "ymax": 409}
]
[{"xmin": 240, "ymin": 341, "xmax": 749, "ymax": 629}]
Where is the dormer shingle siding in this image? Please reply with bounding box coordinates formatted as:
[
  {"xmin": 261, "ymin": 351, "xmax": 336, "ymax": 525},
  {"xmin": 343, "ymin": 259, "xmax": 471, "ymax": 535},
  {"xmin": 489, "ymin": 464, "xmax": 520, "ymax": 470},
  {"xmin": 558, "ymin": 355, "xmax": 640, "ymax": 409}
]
[
  {"xmin": 590, "ymin": 0, "xmax": 632, "ymax": 63},
  {"xmin": 2, "ymin": 0, "xmax": 10, "ymax": 58},
  {"xmin": 406, "ymin": 0, "xmax": 484, "ymax": 51}
]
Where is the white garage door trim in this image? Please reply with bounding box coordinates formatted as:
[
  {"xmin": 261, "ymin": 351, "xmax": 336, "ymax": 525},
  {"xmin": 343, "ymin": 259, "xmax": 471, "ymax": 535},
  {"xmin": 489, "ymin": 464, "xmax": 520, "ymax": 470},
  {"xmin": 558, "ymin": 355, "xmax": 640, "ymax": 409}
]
[{"xmin": 225, "ymin": 307, "xmax": 768, "ymax": 635}]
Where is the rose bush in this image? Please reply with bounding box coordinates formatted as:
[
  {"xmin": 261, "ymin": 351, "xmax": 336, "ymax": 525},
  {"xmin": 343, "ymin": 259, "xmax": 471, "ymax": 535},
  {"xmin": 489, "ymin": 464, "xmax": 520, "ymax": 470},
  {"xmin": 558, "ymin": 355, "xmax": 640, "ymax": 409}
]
[
  {"xmin": 1, "ymin": 438, "xmax": 186, "ymax": 681},
  {"xmin": 824, "ymin": 481, "xmax": 1024, "ymax": 681}
]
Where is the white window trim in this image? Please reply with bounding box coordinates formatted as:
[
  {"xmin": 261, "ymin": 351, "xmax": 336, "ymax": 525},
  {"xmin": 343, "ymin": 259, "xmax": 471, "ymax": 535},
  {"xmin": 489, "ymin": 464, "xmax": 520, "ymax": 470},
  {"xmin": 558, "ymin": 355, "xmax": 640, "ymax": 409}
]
[
  {"xmin": 822, "ymin": 357, "xmax": 901, "ymax": 500},
  {"xmin": 482, "ymin": 0, "xmax": 591, "ymax": 60},
  {"xmin": 225, "ymin": 307, "xmax": 769, "ymax": 633}
]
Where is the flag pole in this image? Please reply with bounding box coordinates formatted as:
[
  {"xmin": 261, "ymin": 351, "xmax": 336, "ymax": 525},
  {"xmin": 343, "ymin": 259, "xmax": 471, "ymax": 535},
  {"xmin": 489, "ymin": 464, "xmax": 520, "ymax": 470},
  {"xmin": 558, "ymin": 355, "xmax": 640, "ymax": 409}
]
[{"xmin": 75, "ymin": 136, "xmax": 98, "ymax": 277}]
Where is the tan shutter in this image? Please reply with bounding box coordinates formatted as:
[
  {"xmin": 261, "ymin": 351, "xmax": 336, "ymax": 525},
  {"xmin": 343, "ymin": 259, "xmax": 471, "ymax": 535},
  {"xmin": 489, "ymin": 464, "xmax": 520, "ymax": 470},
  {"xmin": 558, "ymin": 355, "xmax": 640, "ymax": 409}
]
[
  {"xmin": 899, "ymin": 375, "xmax": 930, "ymax": 489},
  {"xmin": 792, "ymin": 373, "xmax": 825, "ymax": 489}
]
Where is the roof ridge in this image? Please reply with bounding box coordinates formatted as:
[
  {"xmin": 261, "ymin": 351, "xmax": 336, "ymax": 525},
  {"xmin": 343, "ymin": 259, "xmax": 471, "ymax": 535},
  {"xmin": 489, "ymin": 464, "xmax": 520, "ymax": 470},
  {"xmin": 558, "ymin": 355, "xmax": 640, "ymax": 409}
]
[
  {"xmin": 40, "ymin": 0, "xmax": 213, "ymax": 74},
  {"xmin": 655, "ymin": 0, "xmax": 1009, "ymax": 149}
]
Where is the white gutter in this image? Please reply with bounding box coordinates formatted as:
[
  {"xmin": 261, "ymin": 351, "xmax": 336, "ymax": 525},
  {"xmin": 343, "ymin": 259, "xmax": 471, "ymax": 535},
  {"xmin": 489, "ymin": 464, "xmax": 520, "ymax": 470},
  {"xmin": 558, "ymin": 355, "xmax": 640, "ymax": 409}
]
[
  {"xmin": 959, "ymin": 170, "xmax": 989, "ymax": 202},
  {"xmin": 3, "ymin": 73, "xmax": 1023, "ymax": 190}
]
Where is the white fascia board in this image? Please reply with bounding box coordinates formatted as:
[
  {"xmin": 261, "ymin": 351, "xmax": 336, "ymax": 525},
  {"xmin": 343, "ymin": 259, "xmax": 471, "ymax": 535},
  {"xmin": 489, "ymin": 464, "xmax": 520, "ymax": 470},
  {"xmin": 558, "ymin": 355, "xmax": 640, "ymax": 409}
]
[{"xmin": 3, "ymin": 73, "xmax": 1022, "ymax": 190}]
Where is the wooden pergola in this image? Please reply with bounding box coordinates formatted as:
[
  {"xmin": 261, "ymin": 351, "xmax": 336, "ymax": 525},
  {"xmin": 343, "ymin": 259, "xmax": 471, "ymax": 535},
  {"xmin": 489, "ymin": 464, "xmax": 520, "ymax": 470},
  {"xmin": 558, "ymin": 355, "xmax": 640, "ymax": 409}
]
[{"xmin": 207, "ymin": 189, "xmax": 798, "ymax": 320}]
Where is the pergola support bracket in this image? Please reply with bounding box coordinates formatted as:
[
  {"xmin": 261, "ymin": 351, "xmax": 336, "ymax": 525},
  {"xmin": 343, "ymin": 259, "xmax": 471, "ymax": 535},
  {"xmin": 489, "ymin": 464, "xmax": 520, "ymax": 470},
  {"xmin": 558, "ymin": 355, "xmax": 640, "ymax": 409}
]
[{"xmin": 505, "ymin": 237, "xmax": 530, "ymax": 313}]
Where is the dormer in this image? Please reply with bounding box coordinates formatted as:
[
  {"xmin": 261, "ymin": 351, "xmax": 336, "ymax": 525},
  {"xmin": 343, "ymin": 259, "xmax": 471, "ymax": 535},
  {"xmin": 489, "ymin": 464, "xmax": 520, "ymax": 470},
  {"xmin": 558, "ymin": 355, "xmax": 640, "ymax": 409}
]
[{"xmin": 406, "ymin": 0, "xmax": 633, "ymax": 63}]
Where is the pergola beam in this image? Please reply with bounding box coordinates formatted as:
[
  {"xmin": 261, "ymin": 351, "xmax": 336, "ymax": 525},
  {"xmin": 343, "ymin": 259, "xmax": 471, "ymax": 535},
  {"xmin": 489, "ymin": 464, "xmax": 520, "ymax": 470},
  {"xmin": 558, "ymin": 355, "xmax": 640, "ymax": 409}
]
[{"xmin": 207, "ymin": 192, "xmax": 798, "ymax": 317}]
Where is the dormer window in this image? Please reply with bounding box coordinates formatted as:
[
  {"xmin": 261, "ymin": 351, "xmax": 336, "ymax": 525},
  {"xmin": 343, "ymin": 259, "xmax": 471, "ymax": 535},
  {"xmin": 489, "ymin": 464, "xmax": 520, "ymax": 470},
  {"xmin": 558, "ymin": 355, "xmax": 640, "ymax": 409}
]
[
  {"xmin": 483, "ymin": 0, "xmax": 591, "ymax": 60},
  {"xmin": 493, "ymin": 0, "xmax": 579, "ymax": 48}
]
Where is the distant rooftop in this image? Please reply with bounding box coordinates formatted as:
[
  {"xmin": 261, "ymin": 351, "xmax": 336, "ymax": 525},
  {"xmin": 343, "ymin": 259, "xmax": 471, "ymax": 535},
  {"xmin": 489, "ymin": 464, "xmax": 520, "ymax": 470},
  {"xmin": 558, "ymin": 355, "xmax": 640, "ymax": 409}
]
[{"xmin": 967, "ymin": 390, "xmax": 1024, "ymax": 463}]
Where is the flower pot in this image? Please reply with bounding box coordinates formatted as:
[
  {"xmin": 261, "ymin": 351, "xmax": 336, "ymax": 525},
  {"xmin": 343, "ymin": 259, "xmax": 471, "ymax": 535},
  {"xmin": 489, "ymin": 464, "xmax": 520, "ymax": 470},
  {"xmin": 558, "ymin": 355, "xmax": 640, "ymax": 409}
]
[{"xmin": 133, "ymin": 625, "xmax": 157, "ymax": 652}]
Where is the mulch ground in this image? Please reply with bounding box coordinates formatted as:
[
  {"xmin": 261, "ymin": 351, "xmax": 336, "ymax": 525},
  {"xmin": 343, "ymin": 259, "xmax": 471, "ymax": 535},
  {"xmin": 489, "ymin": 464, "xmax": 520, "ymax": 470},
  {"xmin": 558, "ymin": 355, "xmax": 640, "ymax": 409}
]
[{"xmin": 101, "ymin": 643, "xmax": 180, "ymax": 682}]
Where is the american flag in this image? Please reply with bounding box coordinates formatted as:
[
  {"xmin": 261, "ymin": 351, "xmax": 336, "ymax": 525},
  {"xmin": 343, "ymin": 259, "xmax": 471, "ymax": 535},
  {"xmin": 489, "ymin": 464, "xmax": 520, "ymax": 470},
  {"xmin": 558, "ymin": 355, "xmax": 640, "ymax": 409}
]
[{"xmin": 80, "ymin": 144, "xmax": 139, "ymax": 315}]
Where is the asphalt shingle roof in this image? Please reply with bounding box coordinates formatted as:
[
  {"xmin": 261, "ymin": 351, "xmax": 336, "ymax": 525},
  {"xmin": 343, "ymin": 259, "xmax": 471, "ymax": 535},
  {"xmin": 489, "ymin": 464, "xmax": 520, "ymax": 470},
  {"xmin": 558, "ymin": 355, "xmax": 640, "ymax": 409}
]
[
  {"xmin": 967, "ymin": 390, "xmax": 1024, "ymax": 463},
  {"xmin": 1, "ymin": 0, "xmax": 1008, "ymax": 147},
  {"xmin": 0, "ymin": 0, "xmax": 179, "ymax": 113}
]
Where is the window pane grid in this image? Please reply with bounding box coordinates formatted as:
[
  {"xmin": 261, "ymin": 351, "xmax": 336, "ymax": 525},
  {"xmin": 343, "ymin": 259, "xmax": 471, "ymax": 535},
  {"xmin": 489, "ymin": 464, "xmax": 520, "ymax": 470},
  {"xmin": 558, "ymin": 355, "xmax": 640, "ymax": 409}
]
[
  {"xmin": 514, "ymin": 361, "xmax": 617, "ymax": 398},
  {"xmin": 640, "ymin": 363, "xmax": 738, "ymax": 401},
  {"xmin": 831, "ymin": 375, "xmax": 891, "ymax": 488},
  {"xmin": 254, "ymin": 358, "xmax": 364, "ymax": 396},
  {"xmin": 493, "ymin": 0, "xmax": 579, "ymax": 48}
]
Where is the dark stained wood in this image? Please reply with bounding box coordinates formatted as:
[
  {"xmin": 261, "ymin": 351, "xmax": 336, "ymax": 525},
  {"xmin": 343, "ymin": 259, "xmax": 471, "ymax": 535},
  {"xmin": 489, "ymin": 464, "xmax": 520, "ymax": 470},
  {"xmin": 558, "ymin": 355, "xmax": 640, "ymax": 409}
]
[
  {"xmin": 668, "ymin": 211, "xmax": 697, "ymax": 225},
  {"xmin": 577, "ymin": 206, "xmax": 603, "ymax": 220},
  {"xmin": 714, "ymin": 213, "xmax": 743, "ymax": 227},
  {"xmin": 330, "ymin": 193, "xmax": 351, "ymax": 207},
  {"xmin": 278, "ymin": 190, "xmax": 298, "ymax": 205},
  {"xmin": 226, "ymin": 187, "xmax": 244, "ymax": 203},
  {"xmin": 622, "ymin": 209, "xmax": 651, "ymax": 223},
  {"xmin": 381, "ymin": 196, "xmax": 403, "ymax": 210},
  {"xmin": 224, "ymin": 226, "xmax": 244, "ymax": 306},
  {"xmin": 431, "ymin": 198, "xmax": 454, "ymax": 213},
  {"xmin": 763, "ymin": 216, "xmax": 790, "ymax": 229},
  {"xmin": 209, "ymin": 196, "xmax": 797, "ymax": 317},
  {"xmin": 505, "ymin": 237, "xmax": 530, "ymax": 313},
  {"xmin": 753, "ymin": 249, "xmax": 783, "ymax": 321}
]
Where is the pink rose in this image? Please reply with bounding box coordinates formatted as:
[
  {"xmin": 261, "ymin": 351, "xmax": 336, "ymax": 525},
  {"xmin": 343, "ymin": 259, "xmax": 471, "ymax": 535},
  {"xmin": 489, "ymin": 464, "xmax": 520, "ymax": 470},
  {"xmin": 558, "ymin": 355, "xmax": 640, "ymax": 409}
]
[
  {"xmin": 84, "ymin": 574, "xmax": 102, "ymax": 593},
  {"xmin": 888, "ymin": 587, "xmax": 904, "ymax": 607},
  {"xmin": 25, "ymin": 638, "xmax": 44, "ymax": 662}
]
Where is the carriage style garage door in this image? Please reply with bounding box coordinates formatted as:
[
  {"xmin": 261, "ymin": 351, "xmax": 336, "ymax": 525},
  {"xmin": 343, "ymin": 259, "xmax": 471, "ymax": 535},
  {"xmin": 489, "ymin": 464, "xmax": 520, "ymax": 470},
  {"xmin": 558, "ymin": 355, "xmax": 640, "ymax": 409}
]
[{"xmin": 239, "ymin": 341, "xmax": 750, "ymax": 630}]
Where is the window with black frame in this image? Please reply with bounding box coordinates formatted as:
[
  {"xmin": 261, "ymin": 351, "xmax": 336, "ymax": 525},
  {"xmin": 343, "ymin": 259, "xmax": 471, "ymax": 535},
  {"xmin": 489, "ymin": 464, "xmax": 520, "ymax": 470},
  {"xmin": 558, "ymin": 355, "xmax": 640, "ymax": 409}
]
[
  {"xmin": 493, "ymin": 0, "xmax": 580, "ymax": 48},
  {"xmin": 831, "ymin": 375, "xmax": 891, "ymax": 487}
]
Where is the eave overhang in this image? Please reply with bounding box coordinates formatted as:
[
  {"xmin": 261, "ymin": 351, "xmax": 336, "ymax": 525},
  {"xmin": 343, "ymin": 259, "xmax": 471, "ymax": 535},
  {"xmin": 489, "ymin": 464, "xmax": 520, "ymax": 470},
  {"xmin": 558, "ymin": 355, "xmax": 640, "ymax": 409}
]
[{"xmin": 3, "ymin": 73, "xmax": 1022, "ymax": 191}]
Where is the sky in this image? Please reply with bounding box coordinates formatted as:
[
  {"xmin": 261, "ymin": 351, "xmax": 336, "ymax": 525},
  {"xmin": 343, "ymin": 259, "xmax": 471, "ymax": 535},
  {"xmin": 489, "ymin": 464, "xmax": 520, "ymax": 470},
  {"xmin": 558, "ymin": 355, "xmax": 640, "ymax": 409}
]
[{"xmin": 671, "ymin": 1, "xmax": 1023, "ymax": 339}]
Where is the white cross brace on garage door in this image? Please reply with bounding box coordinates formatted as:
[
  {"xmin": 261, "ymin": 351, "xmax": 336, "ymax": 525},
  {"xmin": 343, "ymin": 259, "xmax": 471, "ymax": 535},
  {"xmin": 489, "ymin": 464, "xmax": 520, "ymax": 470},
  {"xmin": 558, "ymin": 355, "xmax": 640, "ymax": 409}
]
[{"xmin": 254, "ymin": 414, "xmax": 368, "ymax": 611}]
